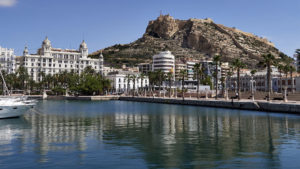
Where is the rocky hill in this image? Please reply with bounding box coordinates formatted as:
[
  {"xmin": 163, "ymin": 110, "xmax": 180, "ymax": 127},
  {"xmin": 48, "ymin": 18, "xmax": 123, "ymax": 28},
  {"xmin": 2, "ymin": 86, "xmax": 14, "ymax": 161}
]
[{"xmin": 90, "ymin": 15, "xmax": 288, "ymax": 68}]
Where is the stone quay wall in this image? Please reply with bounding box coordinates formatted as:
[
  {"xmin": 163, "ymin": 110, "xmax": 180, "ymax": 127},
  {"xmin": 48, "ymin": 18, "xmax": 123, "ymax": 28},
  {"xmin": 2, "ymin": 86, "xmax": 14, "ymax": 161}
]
[{"xmin": 119, "ymin": 97, "xmax": 300, "ymax": 114}]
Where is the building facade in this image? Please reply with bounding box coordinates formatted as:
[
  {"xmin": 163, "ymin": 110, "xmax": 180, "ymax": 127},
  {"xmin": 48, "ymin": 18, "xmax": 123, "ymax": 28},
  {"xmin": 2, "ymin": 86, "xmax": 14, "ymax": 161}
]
[
  {"xmin": 175, "ymin": 61, "xmax": 186, "ymax": 81},
  {"xmin": 0, "ymin": 46, "xmax": 16, "ymax": 74},
  {"xmin": 186, "ymin": 61, "xmax": 196, "ymax": 81},
  {"xmin": 138, "ymin": 63, "xmax": 152, "ymax": 74},
  {"xmin": 152, "ymin": 51, "xmax": 175, "ymax": 75},
  {"xmin": 22, "ymin": 37, "xmax": 104, "ymax": 81},
  {"xmin": 107, "ymin": 71, "xmax": 149, "ymax": 93}
]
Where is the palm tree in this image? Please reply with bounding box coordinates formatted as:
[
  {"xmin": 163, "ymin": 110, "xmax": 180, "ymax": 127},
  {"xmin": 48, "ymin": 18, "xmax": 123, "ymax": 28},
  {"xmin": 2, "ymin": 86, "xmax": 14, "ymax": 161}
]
[
  {"xmin": 16, "ymin": 66, "xmax": 29, "ymax": 92},
  {"xmin": 166, "ymin": 72, "xmax": 173, "ymax": 98},
  {"xmin": 155, "ymin": 70, "xmax": 164, "ymax": 97},
  {"xmin": 232, "ymin": 58, "xmax": 245, "ymax": 100},
  {"xmin": 125, "ymin": 74, "xmax": 131, "ymax": 95},
  {"xmin": 179, "ymin": 69, "xmax": 187, "ymax": 100},
  {"xmin": 139, "ymin": 73, "xmax": 145, "ymax": 94},
  {"xmin": 277, "ymin": 64, "xmax": 284, "ymax": 93},
  {"xmin": 283, "ymin": 64, "xmax": 290, "ymax": 100},
  {"xmin": 289, "ymin": 65, "xmax": 296, "ymax": 93},
  {"xmin": 148, "ymin": 71, "xmax": 156, "ymax": 92},
  {"xmin": 213, "ymin": 54, "xmax": 221, "ymax": 100},
  {"xmin": 259, "ymin": 53, "xmax": 277, "ymax": 101},
  {"xmin": 193, "ymin": 63, "xmax": 203, "ymax": 99},
  {"xmin": 130, "ymin": 74, "xmax": 137, "ymax": 96}
]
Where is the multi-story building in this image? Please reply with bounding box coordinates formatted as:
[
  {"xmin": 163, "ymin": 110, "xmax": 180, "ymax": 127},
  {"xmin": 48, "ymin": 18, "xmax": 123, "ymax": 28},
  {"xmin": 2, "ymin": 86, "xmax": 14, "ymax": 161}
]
[
  {"xmin": 106, "ymin": 71, "xmax": 149, "ymax": 93},
  {"xmin": 0, "ymin": 46, "xmax": 16, "ymax": 73},
  {"xmin": 22, "ymin": 37, "xmax": 104, "ymax": 81},
  {"xmin": 175, "ymin": 61, "xmax": 186, "ymax": 81},
  {"xmin": 152, "ymin": 51, "xmax": 175, "ymax": 75},
  {"xmin": 186, "ymin": 61, "xmax": 196, "ymax": 80},
  {"xmin": 229, "ymin": 66, "xmax": 281, "ymax": 92},
  {"xmin": 137, "ymin": 63, "xmax": 152, "ymax": 74},
  {"xmin": 103, "ymin": 66, "xmax": 122, "ymax": 76}
]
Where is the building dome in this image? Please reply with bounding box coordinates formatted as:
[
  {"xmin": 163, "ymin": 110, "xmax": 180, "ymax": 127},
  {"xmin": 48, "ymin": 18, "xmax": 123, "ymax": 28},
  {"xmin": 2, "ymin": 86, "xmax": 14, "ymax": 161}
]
[
  {"xmin": 80, "ymin": 40, "xmax": 87, "ymax": 49},
  {"xmin": 23, "ymin": 46, "xmax": 29, "ymax": 55},
  {"xmin": 42, "ymin": 37, "xmax": 51, "ymax": 46}
]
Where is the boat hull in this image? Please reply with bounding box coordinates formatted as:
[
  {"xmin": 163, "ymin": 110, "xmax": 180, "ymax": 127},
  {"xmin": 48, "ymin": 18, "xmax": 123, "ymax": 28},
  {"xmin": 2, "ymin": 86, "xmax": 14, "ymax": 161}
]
[{"xmin": 0, "ymin": 105, "xmax": 32, "ymax": 119}]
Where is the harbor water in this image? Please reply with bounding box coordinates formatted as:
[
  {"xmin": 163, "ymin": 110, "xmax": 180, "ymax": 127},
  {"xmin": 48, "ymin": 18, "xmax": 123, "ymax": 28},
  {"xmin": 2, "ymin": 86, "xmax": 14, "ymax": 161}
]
[{"xmin": 0, "ymin": 100, "xmax": 299, "ymax": 168}]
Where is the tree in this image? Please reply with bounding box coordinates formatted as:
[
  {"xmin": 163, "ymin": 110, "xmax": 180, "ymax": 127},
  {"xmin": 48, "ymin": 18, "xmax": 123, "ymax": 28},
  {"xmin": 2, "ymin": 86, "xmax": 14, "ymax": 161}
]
[
  {"xmin": 193, "ymin": 63, "xmax": 203, "ymax": 99},
  {"xmin": 166, "ymin": 72, "xmax": 173, "ymax": 98},
  {"xmin": 148, "ymin": 71, "xmax": 157, "ymax": 92},
  {"xmin": 277, "ymin": 64, "xmax": 284, "ymax": 93},
  {"xmin": 259, "ymin": 53, "xmax": 277, "ymax": 101},
  {"xmin": 213, "ymin": 55, "xmax": 221, "ymax": 100},
  {"xmin": 179, "ymin": 69, "xmax": 187, "ymax": 100},
  {"xmin": 125, "ymin": 74, "xmax": 131, "ymax": 94},
  {"xmin": 289, "ymin": 65, "xmax": 296, "ymax": 93},
  {"xmin": 232, "ymin": 58, "xmax": 245, "ymax": 100},
  {"xmin": 139, "ymin": 73, "xmax": 146, "ymax": 94},
  {"xmin": 16, "ymin": 66, "xmax": 29, "ymax": 92},
  {"xmin": 130, "ymin": 74, "xmax": 137, "ymax": 96}
]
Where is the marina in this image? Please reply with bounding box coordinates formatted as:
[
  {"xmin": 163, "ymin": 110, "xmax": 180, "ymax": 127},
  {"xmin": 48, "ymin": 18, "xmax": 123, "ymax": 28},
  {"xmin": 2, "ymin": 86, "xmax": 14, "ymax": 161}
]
[{"xmin": 0, "ymin": 100, "xmax": 300, "ymax": 168}]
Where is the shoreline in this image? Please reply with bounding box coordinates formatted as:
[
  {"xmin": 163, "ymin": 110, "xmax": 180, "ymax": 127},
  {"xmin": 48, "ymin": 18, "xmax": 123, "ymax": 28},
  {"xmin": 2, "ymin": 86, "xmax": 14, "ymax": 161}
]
[{"xmin": 27, "ymin": 95, "xmax": 300, "ymax": 114}]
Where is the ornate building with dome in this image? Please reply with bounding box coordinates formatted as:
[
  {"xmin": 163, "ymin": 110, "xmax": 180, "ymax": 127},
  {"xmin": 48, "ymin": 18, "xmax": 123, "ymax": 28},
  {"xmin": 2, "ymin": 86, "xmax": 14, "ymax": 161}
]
[{"xmin": 22, "ymin": 37, "xmax": 104, "ymax": 81}]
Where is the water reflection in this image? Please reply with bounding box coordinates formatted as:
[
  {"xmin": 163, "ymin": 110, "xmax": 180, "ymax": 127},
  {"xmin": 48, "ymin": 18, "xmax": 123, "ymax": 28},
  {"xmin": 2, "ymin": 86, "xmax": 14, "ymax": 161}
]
[{"xmin": 0, "ymin": 100, "xmax": 299, "ymax": 168}]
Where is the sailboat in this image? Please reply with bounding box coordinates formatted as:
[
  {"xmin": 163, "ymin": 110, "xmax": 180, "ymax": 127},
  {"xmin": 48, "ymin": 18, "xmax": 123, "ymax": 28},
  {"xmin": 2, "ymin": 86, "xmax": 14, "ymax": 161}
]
[{"xmin": 0, "ymin": 70, "xmax": 36, "ymax": 119}]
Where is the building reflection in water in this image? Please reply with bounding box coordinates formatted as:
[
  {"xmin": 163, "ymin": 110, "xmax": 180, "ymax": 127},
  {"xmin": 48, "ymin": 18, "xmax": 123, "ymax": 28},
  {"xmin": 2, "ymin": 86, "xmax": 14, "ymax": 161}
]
[{"xmin": 0, "ymin": 101, "xmax": 299, "ymax": 168}]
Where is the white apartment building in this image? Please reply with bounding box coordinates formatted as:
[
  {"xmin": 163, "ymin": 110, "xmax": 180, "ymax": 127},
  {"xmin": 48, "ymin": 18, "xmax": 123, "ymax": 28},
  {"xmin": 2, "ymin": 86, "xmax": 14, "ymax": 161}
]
[
  {"xmin": 107, "ymin": 71, "xmax": 149, "ymax": 93},
  {"xmin": 152, "ymin": 51, "xmax": 175, "ymax": 75},
  {"xmin": 175, "ymin": 61, "xmax": 186, "ymax": 81},
  {"xmin": 186, "ymin": 61, "xmax": 196, "ymax": 80},
  {"xmin": 0, "ymin": 46, "xmax": 16, "ymax": 73},
  {"xmin": 22, "ymin": 37, "xmax": 104, "ymax": 81}
]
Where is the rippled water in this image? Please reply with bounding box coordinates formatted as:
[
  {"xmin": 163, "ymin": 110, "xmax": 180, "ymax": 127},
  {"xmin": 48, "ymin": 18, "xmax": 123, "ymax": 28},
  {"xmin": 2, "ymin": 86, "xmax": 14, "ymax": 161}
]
[{"xmin": 0, "ymin": 100, "xmax": 300, "ymax": 169}]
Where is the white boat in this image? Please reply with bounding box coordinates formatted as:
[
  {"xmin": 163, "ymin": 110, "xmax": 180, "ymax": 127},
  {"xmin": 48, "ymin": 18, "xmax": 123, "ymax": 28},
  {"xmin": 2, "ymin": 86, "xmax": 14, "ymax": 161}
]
[{"xmin": 0, "ymin": 71, "xmax": 36, "ymax": 119}]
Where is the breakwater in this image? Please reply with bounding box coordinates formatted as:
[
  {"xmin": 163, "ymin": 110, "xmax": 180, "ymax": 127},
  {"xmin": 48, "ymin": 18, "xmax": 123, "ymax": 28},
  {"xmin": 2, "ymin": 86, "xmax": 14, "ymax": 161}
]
[{"xmin": 119, "ymin": 97, "xmax": 300, "ymax": 114}]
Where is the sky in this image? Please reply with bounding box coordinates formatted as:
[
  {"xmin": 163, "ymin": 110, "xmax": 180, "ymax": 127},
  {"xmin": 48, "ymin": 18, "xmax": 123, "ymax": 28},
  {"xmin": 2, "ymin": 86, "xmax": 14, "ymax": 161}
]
[{"xmin": 0, "ymin": 0, "xmax": 299, "ymax": 57}]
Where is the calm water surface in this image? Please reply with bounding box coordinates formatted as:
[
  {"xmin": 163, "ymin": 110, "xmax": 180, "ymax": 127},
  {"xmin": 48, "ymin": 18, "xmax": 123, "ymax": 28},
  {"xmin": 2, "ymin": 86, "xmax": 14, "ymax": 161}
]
[{"xmin": 0, "ymin": 100, "xmax": 300, "ymax": 169}]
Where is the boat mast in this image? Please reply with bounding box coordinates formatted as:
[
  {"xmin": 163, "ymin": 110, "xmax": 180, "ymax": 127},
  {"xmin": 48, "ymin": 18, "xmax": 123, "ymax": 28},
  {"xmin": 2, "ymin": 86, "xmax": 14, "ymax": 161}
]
[{"xmin": 0, "ymin": 69, "xmax": 10, "ymax": 96}]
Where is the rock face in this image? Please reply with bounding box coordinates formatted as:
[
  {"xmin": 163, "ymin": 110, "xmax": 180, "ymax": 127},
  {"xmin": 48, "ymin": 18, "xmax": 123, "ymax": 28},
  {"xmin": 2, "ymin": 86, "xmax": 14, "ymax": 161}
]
[{"xmin": 91, "ymin": 15, "xmax": 286, "ymax": 68}]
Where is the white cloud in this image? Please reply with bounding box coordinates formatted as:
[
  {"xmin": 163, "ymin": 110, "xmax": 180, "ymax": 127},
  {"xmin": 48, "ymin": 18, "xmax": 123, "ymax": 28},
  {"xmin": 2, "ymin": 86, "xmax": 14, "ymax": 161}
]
[{"xmin": 0, "ymin": 0, "xmax": 17, "ymax": 7}]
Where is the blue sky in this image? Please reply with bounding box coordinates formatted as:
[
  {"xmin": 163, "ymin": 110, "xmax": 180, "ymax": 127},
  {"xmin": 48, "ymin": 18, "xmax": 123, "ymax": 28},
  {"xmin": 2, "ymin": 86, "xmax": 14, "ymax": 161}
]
[{"xmin": 0, "ymin": 0, "xmax": 299, "ymax": 57}]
